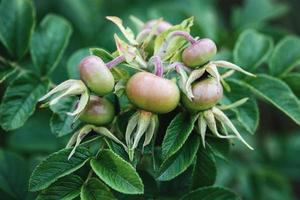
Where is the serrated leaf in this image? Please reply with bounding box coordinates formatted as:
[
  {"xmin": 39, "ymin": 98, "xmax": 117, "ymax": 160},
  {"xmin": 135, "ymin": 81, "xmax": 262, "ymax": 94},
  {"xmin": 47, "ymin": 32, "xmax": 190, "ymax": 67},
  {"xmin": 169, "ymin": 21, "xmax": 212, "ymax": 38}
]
[
  {"xmin": 67, "ymin": 48, "xmax": 90, "ymax": 79},
  {"xmin": 269, "ymin": 36, "xmax": 300, "ymax": 77},
  {"xmin": 0, "ymin": 72, "xmax": 49, "ymax": 131},
  {"xmin": 283, "ymin": 73, "xmax": 300, "ymax": 98},
  {"xmin": 234, "ymin": 29, "xmax": 273, "ymax": 72},
  {"xmin": 50, "ymin": 97, "xmax": 80, "ymax": 137},
  {"xmin": 157, "ymin": 135, "xmax": 200, "ymax": 181},
  {"xmin": 91, "ymin": 149, "xmax": 144, "ymax": 194},
  {"xmin": 243, "ymin": 74, "xmax": 300, "ymax": 125},
  {"xmin": 36, "ymin": 175, "xmax": 83, "ymax": 200},
  {"xmin": 0, "ymin": 149, "xmax": 30, "ymax": 199},
  {"xmin": 181, "ymin": 186, "xmax": 241, "ymax": 200},
  {"xmin": 206, "ymin": 137, "xmax": 230, "ymax": 160},
  {"xmin": 0, "ymin": 0, "xmax": 35, "ymax": 60},
  {"xmin": 0, "ymin": 66, "xmax": 16, "ymax": 84},
  {"xmin": 191, "ymin": 145, "xmax": 216, "ymax": 189},
  {"xmin": 232, "ymin": 0, "xmax": 288, "ymax": 30},
  {"xmin": 31, "ymin": 14, "xmax": 72, "ymax": 75},
  {"xmin": 29, "ymin": 147, "xmax": 91, "ymax": 191},
  {"xmin": 225, "ymin": 80, "xmax": 259, "ymax": 134},
  {"xmin": 162, "ymin": 113, "xmax": 197, "ymax": 159},
  {"xmin": 80, "ymin": 177, "xmax": 116, "ymax": 200},
  {"xmin": 8, "ymin": 110, "xmax": 64, "ymax": 153}
]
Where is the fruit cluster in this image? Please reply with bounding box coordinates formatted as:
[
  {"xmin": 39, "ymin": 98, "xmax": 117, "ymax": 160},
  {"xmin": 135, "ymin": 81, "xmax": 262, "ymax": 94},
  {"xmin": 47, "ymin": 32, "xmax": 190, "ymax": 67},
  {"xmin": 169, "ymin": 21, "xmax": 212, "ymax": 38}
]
[{"xmin": 39, "ymin": 16, "xmax": 255, "ymax": 160}]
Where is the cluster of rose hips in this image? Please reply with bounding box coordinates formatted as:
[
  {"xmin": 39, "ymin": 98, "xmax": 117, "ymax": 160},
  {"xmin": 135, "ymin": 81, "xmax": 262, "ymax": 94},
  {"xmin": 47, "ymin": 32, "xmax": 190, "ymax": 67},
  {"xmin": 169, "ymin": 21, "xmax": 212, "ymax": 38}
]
[{"xmin": 39, "ymin": 16, "xmax": 254, "ymax": 160}]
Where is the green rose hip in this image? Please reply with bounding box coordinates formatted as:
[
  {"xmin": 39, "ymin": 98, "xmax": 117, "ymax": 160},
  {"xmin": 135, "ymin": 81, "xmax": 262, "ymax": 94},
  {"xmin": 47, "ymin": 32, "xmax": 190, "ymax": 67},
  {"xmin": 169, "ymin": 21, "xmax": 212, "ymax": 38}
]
[
  {"xmin": 182, "ymin": 77, "xmax": 223, "ymax": 111},
  {"xmin": 126, "ymin": 72, "xmax": 180, "ymax": 114},
  {"xmin": 80, "ymin": 55, "xmax": 115, "ymax": 96},
  {"xmin": 79, "ymin": 95, "xmax": 115, "ymax": 125},
  {"xmin": 182, "ymin": 38, "xmax": 217, "ymax": 68}
]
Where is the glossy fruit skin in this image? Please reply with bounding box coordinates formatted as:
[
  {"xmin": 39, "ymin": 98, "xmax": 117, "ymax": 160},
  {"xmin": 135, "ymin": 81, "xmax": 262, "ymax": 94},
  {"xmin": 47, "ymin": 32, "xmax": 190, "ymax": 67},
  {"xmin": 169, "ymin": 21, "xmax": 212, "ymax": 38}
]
[
  {"xmin": 126, "ymin": 72, "xmax": 180, "ymax": 114},
  {"xmin": 79, "ymin": 95, "xmax": 115, "ymax": 125},
  {"xmin": 182, "ymin": 38, "xmax": 217, "ymax": 68},
  {"xmin": 182, "ymin": 78, "xmax": 223, "ymax": 111},
  {"xmin": 80, "ymin": 55, "xmax": 114, "ymax": 96},
  {"xmin": 142, "ymin": 20, "xmax": 172, "ymax": 35}
]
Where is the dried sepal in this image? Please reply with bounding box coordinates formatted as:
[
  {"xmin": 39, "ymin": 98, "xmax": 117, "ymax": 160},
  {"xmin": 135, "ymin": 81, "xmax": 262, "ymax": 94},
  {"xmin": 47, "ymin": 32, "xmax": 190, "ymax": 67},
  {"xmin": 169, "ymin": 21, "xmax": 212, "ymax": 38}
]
[
  {"xmin": 106, "ymin": 16, "xmax": 138, "ymax": 45},
  {"xmin": 67, "ymin": 125, "xmax": 93, "ymax": 160},
  {"xmin": 114, "ymin": 34, "xmax": 147, "ymax": 68},
  {"xmin": 175, "ymin": 64, "xmax": 189, "ymax": 96},
  {"xmin": 125, "ymin": 112, "xmax": 140, "ymax": 146},
  {"xmin": 39, "ymin": 79, "xmax": 89, "ymax": 118},
  {"xmin": 206, "ymin": 64, "xmax": 220, "ymax": 82},
  {"xmin": 93, "ymin": 126, "xmax": 126, "ymax": 149},
  {"xmin": 218, "ymin": 98, "xmax": 249, "ymax": 110},
  {"xmin": 129, "ymin": 15, "xmax": 145, "ymax": 31},
  {"xmin": 125, "ymin": 110, "xmax": 158, "ymax": 161},
  {"xmin": 143, "ymin": 114, "xmax": 158, "ymax": 147},
  {"xmin": 67, "ymin": 125, "xmax": 127, "ymax": 160},
  {"xmin": 212, "ymin": 107, "xmax": 254, "ymax": 150},
  {"xmin": 197, "ymin": 113, "xmax": 207, "ymax": 147},
  {"xmin": 203, "ymin": 110, "xmax": 236, "ymax": 139},
  {"xmin": 132, "ymin": 111, "xmax": 152, "ymax": 149},
  {"xmin": 185, "ymin": 68, "xmax": 205, "ymax": 100},
  {"xmin": 211, "ymin": 60, "xmax": 255, "ymax": 77}
]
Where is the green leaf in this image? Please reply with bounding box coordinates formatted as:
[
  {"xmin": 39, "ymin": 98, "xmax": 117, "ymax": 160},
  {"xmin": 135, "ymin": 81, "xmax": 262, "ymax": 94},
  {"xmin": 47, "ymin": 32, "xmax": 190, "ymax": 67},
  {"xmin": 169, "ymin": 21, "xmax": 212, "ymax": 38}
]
[
  {"xmin": 206, "ymin": 137, "xmax": 230, "ymax": 160},
  {"xmin": 67, "ymin": 48, "xmax": 90, "ymax": 79},
  {"xmin": 0, "ymin": 149, "xmax": 30, "ymax": 199},
  {"xmin": 0, "ymin": 72, "xmax": 49, "ymax": 131},
  {"xmin": 283, "ymin": 73, "xmax": 300, "ymax": 98},
  {"xmin": 157, "ymin": 135, "xmax": 200, "ymax": 181},
  {"xmin": 184, "ymin": 0, "xmax": 218, "ymax": 40},
  {"xmin": 269, "ymin": 36, "xmax": 300, "ymax": 77},
  {"xmin": 0, "ymin": 65, "xmax": 16, "ymax": 84},
  {"xmin": 90, "ymin": 48, "xmax": 113, "ymax": 62},
  {"xmin": 243, "ymin": 74, "xmax": 300, "ymax": 125},
  {"xmin": 181, "ymin": 186, "xmax": 241, "ymax": 200},
  {"xmin": 191, "ymin": 145, "xmax": 216, "ymax": 189},
  {"xmin": 232, "ymin": 0, "xmax": 288, "ymax": 30},
  {"xmin": 233, "ymin": 29, "xmax": 273, "ymax": 72},
  {"xmin": 36, "ymin": 175, "xmax": 83, "ymax": 200},
  {"xmin": 80, "ymin": 177, "xmax": 116, "ymax": 200},
  {"xmin": 90, "ymin": 149, "xmax": 144, "ymax": 194},
  {"xmin": 162, "ymin": 113, "xmax": 197, "ymax": 159},
  {"xmin": 29, "ymin": 147, "xmax": 91, "ymax": 191},
  {"xmin": 8, "ymin": 110, "xmax": 65, "ymax": 153},
  {"xmin": 31, "ymin": 14, "xmax": 72, "ymax": 75},
  {"xmin": 50, "ymin": 97, "xmax": 80, "ymax": 137},
  {"xmin": 0, "ymin": 0, "xmax": 35, "ymax": 59},
  {"xmin": 225, "ymin": 80, "xmax": 259, "ymax": 134}
]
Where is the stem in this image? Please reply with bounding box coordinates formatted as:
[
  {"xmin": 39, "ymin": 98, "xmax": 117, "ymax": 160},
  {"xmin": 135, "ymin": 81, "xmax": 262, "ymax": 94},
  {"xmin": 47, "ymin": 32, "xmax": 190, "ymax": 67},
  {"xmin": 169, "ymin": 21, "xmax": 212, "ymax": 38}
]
[
  {"xmin": 168, "ymin": 62, "xmax": 191, "ymax": 74},
  {"xmin": 106, "ymin": 55, "xmax": 126, "ymax": 69},
  {"xmin": 85, "ymin": 169, "xmax": 94, "ymax": 184},
  {"xmin": 156, "ymin": 30, "xmax": 197, "ymax": 57},
  {"xmin": 170, "ymin": 31, "xmax": 197, "ymax": 44},
  {"xmin": 136, "ymin": 28, "xmax": 151, "ymax": 43},
  {"xmin": 151, "ymin": 56, "xmax": 163, "ymax": 77}
]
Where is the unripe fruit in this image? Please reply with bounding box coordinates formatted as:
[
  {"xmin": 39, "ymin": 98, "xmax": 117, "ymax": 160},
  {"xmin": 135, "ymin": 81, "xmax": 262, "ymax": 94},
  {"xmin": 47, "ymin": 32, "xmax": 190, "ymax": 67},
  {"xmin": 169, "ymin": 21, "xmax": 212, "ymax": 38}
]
[
  {"xmin": 182, "ymin": 78, "xmax": 223, "ymax": 111},
  {"xmin": 79, "ymin": 95, "xmax": 115, "ymax": 125},
  {"xmin": 143, "ymin": 20, "xmax": 172, "ymax": 35},
  {"xmin": 126, "ymin": 72, "xmax": 180, "ymax": 114},
  {"xmin": 80, "ymin": 55, "xmax": 114, "ymax": 96},
  {"xmin": 182, "ymin": 38, "xmax": 217, "ymax": 68}
]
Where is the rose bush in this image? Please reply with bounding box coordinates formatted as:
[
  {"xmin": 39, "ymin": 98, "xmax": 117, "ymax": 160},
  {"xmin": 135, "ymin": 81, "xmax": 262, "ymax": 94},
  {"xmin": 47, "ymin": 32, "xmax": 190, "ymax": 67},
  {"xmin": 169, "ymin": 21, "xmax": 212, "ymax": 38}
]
[{"xmin": 0, "ymin": 0, "xmax": 300, "ymax": 200}]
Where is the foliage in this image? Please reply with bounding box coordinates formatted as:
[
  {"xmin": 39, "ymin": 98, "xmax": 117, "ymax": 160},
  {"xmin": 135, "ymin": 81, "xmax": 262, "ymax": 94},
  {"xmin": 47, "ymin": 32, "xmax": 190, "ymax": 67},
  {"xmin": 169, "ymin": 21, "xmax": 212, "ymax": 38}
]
[{"xmin": 0, "ymin": 0, "xmax": 299, "ymax": 199}]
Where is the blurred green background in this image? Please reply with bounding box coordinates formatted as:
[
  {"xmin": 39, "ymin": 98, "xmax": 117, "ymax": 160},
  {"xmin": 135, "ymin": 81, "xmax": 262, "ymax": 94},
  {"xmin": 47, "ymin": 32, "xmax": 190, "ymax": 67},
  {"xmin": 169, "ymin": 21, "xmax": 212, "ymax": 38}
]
[{"xmin": 1, "ymin": 0, "xmax": 300, "ymax": 199}]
